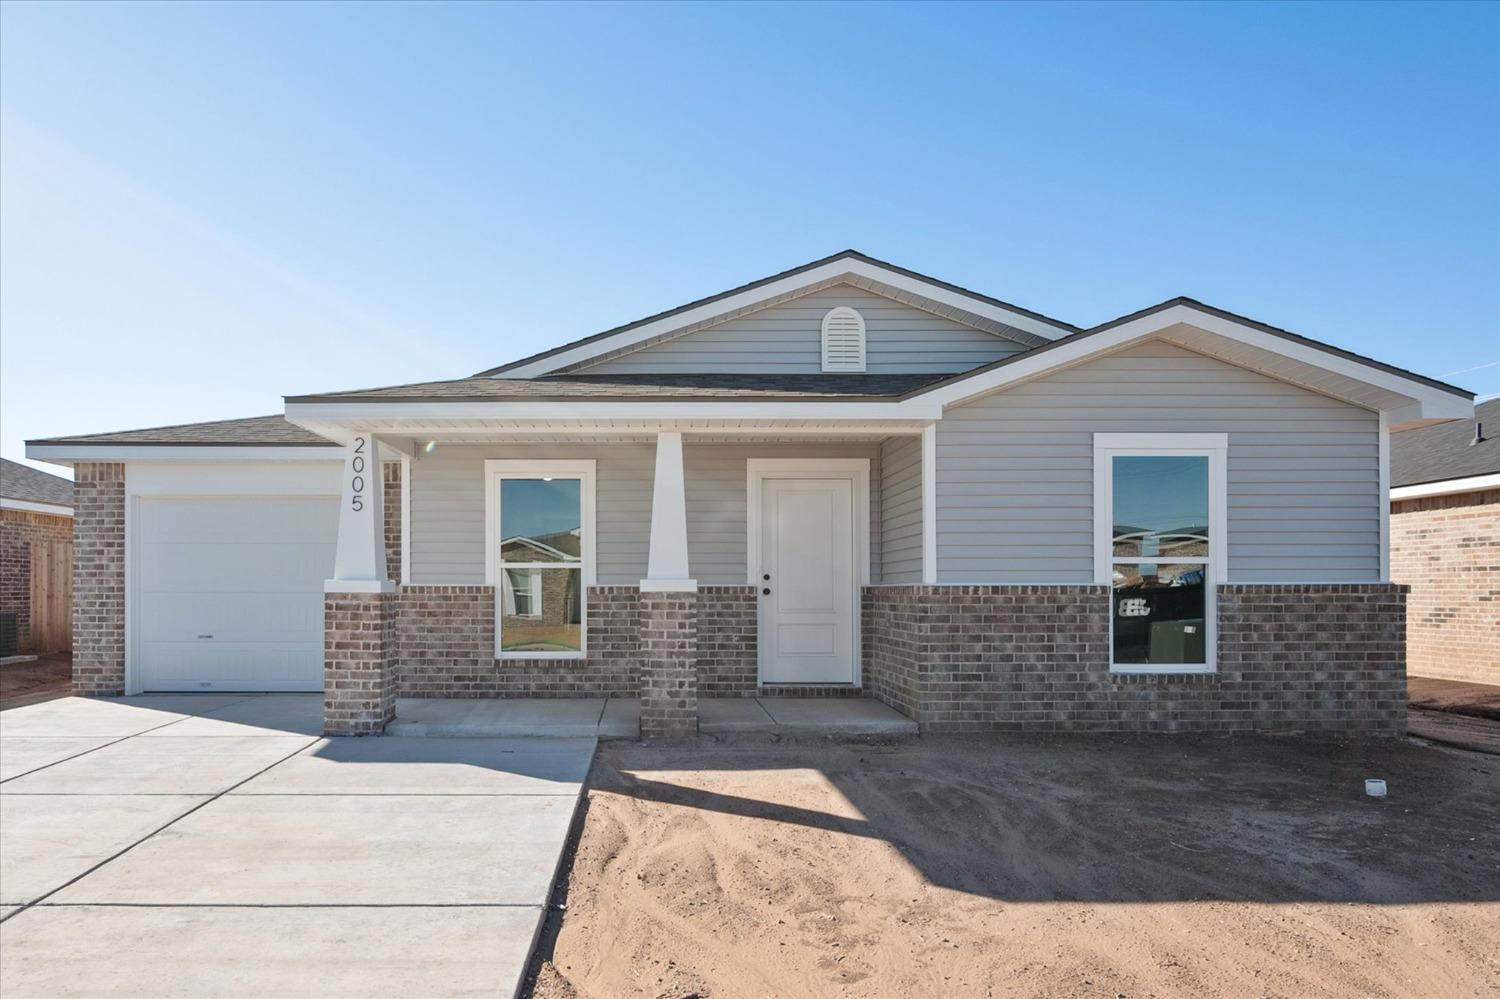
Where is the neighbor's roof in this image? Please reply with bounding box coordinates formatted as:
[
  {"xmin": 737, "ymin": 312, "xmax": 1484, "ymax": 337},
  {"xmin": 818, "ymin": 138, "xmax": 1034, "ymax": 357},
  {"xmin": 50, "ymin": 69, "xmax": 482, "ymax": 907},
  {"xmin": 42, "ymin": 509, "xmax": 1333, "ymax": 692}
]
[
  {"xmin": 1391, "ymin": 396, "xmax": 1500, "ymax": 488},
  {"xmin": 474, "ymin": 249, "xmax": 1082, "ymax": 377},
  {"xmin": 0, "ymin": 458, "xmax": 73, "ymax": 506},
  {"xmin": 286, "ymin": 372, "xmax": 945, "ymax": 403},
  {"xmin": 27, "ymin": 415, "xmax": 334, "ymax": 447}
]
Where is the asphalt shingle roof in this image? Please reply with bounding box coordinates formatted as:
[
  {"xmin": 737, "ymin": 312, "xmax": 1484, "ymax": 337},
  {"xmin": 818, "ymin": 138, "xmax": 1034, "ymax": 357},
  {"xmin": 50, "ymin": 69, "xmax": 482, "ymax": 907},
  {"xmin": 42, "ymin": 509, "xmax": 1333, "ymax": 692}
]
[
  {"xmin": 0, "ymin": 458, "xmax": 73, "ymax": 506},
  {"xmin": 27, "ymin": 415, "xmax": 333, "ymax": 447},
  {"xmin": 287, "ymin": 372, "xmax": 946, "ymax": 403},
  {"xmin": 1391, "ymin": 397, "xmax": 1500, "ymax": 488}
]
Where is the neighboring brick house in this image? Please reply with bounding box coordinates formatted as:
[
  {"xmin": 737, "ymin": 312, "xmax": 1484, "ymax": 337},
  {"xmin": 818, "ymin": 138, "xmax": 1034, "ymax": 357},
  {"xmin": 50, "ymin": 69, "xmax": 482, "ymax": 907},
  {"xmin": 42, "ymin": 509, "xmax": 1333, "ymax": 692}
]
[
  {"xmin": 27, "ymin": 251, "xmax": 1477, "ymax": 737},
  {"xmin": 1390, "ymin": 397, "xmax": 1500, "ymax": 685},
  {"xmin": 0, "ymin": 458, "xmax": 74, "ymax": 655}
]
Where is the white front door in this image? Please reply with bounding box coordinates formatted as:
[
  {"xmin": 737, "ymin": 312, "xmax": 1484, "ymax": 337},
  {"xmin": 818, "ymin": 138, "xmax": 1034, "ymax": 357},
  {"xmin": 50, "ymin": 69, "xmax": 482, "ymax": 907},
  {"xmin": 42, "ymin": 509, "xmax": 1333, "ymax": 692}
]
[{"xmin": 759, "ymin": 477, "xmax": 856, "ymax": 684}]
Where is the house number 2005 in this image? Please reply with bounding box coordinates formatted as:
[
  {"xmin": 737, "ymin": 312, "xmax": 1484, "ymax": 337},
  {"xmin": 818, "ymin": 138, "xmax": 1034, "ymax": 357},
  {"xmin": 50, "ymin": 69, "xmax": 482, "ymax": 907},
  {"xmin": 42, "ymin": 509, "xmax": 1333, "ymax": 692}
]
[{"xmin": 349, "ymin": 436, "xmax": 367, "ymax": 511}]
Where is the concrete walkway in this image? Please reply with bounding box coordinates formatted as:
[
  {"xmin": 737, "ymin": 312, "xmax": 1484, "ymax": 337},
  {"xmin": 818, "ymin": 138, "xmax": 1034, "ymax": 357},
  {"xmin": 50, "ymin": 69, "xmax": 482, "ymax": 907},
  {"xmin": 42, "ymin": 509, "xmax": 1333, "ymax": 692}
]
[
  {"xmin": 0, "ymin": 693, "xmax": 593, "ymax": 998},
  {"xmin": 386, "ymin": 695, "xmax": 918, "ymax": 738},
  {"xmin": 699, "ymin": 696, "xmax": 918, "ymax": 735}
]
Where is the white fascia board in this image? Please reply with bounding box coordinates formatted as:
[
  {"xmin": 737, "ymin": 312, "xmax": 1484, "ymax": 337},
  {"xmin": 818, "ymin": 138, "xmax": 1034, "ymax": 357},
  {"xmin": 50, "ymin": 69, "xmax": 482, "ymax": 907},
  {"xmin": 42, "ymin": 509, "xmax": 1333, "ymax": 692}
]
[
  {"xmin": 1391, "ymin": 473, "xmax": 1500, "ymax": 500},
  {"xmin": 916, "ymin": 304, "xmax": 1474, "ymax": 423},
  {"xmin": 26, "ymin": 444, "xmax": 344, "ymax": 464},
  {"xmin": 0, "ymin": 497, "xmax": 73, "ymax": 517},
  {"xmin": 498, "ymin": 259, "xmax": 1069, "ymax": 377},
  {"xmin": 284, "ymin": 399, "xmax": 943, "ymax": 426}
]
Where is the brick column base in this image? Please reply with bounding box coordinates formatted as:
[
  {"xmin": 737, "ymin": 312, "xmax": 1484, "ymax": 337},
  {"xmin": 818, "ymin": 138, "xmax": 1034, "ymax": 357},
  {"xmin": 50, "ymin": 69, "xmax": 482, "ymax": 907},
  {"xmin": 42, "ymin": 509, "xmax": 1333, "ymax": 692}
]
[
  {"xmin": 324, "ymin": 592, "xmax": 396, "ymax": 736},
  {"xmin": 72, "ymin": 462, "xmax": 126, "ymax": 696},
  {"xmin": 639, "ymin": 591, "xmax": 697, "ymax": 738}
]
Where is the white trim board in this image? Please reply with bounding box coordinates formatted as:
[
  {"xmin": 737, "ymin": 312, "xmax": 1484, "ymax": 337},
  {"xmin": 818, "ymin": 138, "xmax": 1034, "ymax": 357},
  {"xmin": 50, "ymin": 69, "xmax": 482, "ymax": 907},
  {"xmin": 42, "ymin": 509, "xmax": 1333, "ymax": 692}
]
[
  {"xmin": 0, "ymin": 497, "xmax": 72, "ymax": 518},
  {"xmin": 495, "ymin": 257, "xmax": 1072, "ymax": 377},
  {"xmin": 1391, "ymin": 473, "xmax": 1500, "ymax": 500}
]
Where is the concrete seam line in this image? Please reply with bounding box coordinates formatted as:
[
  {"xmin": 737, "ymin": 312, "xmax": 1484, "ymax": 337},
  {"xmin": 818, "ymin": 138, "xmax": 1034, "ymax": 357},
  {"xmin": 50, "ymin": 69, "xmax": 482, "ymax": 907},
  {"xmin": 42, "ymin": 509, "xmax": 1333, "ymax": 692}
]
[{"xmin": 0, "ymin": 735, "xmax": 320, "ymax": 924}]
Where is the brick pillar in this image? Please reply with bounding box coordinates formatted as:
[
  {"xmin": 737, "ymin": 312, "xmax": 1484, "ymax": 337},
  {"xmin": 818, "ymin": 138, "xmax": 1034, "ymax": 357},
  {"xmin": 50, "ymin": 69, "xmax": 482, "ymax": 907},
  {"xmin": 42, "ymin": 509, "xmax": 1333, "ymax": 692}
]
[
  {"xmin": 383, "ymin": 461, "xmax": 402, "ymax": 584},
  {"xmin": 324, "ymin": 592, "xmax": 396, "ymax": 736},
  {"xmin": 639, "ymin": 590, "xmax": 697, "ymax": 738},
  {"xmin": 72, "ymin": 462, "xmax": 125, "ymax": 696}
]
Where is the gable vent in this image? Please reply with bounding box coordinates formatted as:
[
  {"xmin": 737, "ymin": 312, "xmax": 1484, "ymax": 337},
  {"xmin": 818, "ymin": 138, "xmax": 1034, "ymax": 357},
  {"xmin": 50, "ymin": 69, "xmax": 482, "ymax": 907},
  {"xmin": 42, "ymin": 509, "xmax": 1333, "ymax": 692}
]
[{"xmin": 821, "ymin": 307, "xmax": 867, "ymax": 372}]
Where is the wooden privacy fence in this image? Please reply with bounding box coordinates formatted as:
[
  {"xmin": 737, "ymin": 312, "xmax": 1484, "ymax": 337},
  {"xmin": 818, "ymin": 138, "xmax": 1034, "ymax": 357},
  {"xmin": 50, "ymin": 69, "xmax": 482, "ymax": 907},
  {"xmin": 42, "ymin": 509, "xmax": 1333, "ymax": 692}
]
[{"xmin": 28, "ymin": 539, "xmax": 72, "ymax": 653}]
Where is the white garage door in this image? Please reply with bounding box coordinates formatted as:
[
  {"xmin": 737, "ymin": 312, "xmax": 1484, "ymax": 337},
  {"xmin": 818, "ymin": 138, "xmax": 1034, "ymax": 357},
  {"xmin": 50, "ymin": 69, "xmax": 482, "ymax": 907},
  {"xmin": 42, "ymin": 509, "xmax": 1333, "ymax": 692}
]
[{"xmin": 135, "ymin": 496, "xmax": 339, "ymax": 692}]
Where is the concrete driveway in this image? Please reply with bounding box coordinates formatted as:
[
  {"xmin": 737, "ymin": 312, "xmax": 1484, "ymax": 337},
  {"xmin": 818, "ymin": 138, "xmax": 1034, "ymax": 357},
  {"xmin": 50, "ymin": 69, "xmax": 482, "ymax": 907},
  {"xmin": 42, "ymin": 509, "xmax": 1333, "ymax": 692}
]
[{"xmin": 0, "ymin": 693, "xmax": 594, "ymax": 998}]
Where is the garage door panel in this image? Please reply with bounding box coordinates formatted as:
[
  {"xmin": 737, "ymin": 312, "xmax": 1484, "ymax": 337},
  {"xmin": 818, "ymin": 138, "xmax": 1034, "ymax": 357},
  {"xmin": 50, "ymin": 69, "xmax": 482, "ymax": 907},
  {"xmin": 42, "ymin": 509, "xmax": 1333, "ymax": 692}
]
[
  {"xmin": 139, "ymin": 497, "xmax": 339, "ymax": 544},
  {"xmin": 135, "ymin": 496, "xmax": 337, "ymax": 692},
  {"xmin": 139, "ymin": 542, "xmax": 334, "ymax": 594},
  {"xmin": 136, "ymin": 641, "xmax": 324, "ymax": 692},
  {"xmin": 139, "ymin": 592, "xmax": 326, "ymax": 644}
]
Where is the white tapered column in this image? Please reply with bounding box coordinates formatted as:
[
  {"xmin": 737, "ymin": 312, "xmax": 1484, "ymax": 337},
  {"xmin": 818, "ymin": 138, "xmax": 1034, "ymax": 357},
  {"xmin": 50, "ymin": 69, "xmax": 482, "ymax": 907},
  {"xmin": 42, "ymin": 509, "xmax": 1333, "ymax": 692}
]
[
  {"xmin": 326, "ymin": 431, "xmax": 394, "ymax": 593},
  {"xmin": 641, "ymin": 431, "xmax": 695, "ymax": 592}
]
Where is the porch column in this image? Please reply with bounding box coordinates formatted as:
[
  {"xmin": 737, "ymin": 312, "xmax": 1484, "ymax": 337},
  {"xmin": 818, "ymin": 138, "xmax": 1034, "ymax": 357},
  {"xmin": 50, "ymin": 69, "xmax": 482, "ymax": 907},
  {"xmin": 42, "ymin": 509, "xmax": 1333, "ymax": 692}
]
[
  {"xmin": 640, "ymin": 432, "xmax": 698, "ymax": 738},
  {"xmin": 324, "ymin": 431, "xmax": 397, "ymax": 736}
]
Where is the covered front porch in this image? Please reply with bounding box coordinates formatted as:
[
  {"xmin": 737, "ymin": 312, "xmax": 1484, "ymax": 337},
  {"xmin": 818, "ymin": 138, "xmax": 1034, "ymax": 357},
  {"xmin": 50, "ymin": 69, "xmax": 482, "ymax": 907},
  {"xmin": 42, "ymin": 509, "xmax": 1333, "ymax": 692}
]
[{"xmin": 297, "ymin": 414, "xmax": 938, "ymax": 738}]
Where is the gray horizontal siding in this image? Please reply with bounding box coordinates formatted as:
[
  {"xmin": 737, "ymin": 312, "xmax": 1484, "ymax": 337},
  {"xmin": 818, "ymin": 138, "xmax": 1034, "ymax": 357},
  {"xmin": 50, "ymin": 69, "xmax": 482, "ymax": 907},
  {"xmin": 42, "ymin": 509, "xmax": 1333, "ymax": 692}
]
[
  {"xmin": 580, "ymin": 285, "xmax": 1025, "ymax": 374},
  {"xmin": 936, "ymin": 341, "xmax": 1381, "ymax": 583},
  {"xmin": 408, "ymin": 440, "xmax": 883, "ymax": 587},
  {"xmin": 879, "ymin": 435, "xmax": 923, "ymax": 583},
  {"xmin": 685, "ymin": 441, "xmax": 882, "ymax": 585}
]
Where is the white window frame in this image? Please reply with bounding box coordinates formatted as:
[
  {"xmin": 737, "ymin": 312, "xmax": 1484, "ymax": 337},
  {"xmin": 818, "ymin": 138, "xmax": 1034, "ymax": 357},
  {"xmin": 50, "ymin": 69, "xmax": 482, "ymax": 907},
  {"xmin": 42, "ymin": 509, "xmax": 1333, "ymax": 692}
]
[
  {"xmin": 1093, "ymin": 433, "xmax": 1227, "ymax": 675},
  {"xmin": 484, "ymin": 459, "xmax": 596, "ymax": 659}
]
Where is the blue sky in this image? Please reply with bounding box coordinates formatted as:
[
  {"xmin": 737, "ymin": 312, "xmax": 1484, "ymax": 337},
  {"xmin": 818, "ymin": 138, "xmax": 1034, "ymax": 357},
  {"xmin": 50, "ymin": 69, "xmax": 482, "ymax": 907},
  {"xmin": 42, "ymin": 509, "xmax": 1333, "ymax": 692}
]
[{"xmin": 3, "ymin": 1, "xmax": 1497, "ymax": 475}]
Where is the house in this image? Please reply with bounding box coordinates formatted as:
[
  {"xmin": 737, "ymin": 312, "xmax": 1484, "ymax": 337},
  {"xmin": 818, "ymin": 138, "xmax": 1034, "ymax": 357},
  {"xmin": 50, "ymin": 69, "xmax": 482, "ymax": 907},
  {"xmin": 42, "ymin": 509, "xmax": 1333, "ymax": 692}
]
[
  {"xmin": 0, "ymin": 458, "xmax": 74, "ymax": 656},
  {"xmin": 1390, "ymin": 397, "xmax": 1499, "ymax": 685},
  {"xmin": 26, "ymin": 251, "xmax": 1475, "ymax": 736}
]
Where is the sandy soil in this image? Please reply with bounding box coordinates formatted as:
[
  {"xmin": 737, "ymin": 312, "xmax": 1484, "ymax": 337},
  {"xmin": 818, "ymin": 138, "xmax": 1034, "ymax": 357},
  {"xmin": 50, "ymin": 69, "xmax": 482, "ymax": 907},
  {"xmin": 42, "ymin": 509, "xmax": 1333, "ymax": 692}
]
[{"xmin": 531, "ymin": 733, "xmax": 1500, "ymax": 999}]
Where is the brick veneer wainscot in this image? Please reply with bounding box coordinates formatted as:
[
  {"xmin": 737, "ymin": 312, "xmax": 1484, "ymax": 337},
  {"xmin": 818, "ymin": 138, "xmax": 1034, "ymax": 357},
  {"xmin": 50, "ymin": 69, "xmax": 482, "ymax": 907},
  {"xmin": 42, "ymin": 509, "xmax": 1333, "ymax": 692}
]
[
  {"xmin": 1391, "ymin": 489, "xmax": 1499, "ymax": 685},
  {"xmin": 697, "ymin": 585, "xmax": 757, "ymax": 696},
  {"xmin": 395, "ymin": 585, "xmax": 642, "ymax": 697},
  {"xmin": 639, "ymin": 591, "xmax": 698, "ymax": 738},
  {"xmin": 0, "ymin": 507, "xmax": 73, "ymax": 653},
  {"xmin": 863, "ymin": 583, "xmax": 1407, "ymax": 735},
  {"xmin": 71, "ymin": 463, "xmax": 125, "ymax": 695},
  {"xmin": 324, "ymin": 592, "xmax": 396, "ymax": 735}
]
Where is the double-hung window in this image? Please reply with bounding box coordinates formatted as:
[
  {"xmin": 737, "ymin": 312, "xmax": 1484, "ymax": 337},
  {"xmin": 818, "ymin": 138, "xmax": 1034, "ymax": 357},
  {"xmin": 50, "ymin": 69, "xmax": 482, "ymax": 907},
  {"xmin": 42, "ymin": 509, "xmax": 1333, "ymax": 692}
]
[
  {"xmin": 485, "ymin": 460, "xmax": 596, "ymax": 657},
  {"xmin": 1094, "ymin": 434, "xmax": 1226, "ymax": 673}
]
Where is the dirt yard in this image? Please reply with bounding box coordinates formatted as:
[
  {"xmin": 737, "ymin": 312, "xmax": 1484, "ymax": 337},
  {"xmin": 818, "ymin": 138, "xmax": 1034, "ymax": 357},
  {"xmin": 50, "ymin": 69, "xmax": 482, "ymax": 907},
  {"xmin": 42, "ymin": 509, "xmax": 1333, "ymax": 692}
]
[
  {"xmin": 0, "ymin": 653, "xmax": 71, "ymax": 710},
  {"xmin": 530, "ymin": 733, "xmax": 1499, "ymax": 999}
]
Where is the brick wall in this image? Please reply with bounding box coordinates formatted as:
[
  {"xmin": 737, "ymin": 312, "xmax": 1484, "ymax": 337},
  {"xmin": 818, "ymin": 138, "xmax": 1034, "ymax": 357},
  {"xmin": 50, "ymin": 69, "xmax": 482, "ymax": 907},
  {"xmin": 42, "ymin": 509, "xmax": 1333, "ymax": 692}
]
[
  {"xmin": 697, "ymin": 585, "xmax": 756, "ymax": 696},
  {"xmin": 72, "ymin": 463, "xmax": 125, "ymax": 695},
  {"xmin": 639, "ymin": 591, "xmax": 697, "ymax": 738},
  {"xmin": 383, "ymin": 461, "xmax": 401, "ymax": 584},
  {"xmin": 394, "ymin": 585, "xmax": 640, "ymax": 697},
  {"xmin": 324, "ymin": 592, "xmax": 396, "ymax": 735},
  {"xmin": 863, "ymin": 584, "xmax": 1406, "ymax": 735},
  {"xmin": 0, "ymin": 508, "xmax": 73, "ymax": 652},
  {"xmin": 1391, "ymin": 489, "xmax": 1499, "ymax": 684}
]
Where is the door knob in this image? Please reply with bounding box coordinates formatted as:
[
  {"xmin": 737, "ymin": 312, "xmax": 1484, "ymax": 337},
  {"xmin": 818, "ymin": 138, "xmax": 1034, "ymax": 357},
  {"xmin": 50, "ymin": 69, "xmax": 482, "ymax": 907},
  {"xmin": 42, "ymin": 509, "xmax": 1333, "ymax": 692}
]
[
  {"xmin": 762, "ymin": 588, "xmax": 771, "ymax": 596},
  {"xmin": 763, "ymin": 573, "xmax": 770, "ymax": 581}
]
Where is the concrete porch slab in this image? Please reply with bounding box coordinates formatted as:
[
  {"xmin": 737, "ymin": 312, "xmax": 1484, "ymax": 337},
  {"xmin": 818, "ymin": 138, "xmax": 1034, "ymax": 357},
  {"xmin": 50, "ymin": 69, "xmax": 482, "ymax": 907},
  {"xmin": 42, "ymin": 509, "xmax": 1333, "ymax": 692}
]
[
  {"xmin": 0, "ymin": 904, "xmax": 541, "ymax": 998},
  {"xmin": 388, "ymin": 696, "xmax": 639, "ymax": 738},
  {"xmin": 702, "ymin": 696, "xmax": 918, "ymax": 735}
]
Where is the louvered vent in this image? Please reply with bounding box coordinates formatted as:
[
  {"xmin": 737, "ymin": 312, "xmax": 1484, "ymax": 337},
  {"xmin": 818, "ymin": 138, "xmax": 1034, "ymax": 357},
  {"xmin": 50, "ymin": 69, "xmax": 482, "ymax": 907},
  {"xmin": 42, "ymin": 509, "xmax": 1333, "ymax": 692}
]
[{"xmin": 821, "ymin": 307, "xmax": 866, "ymax": 372}]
